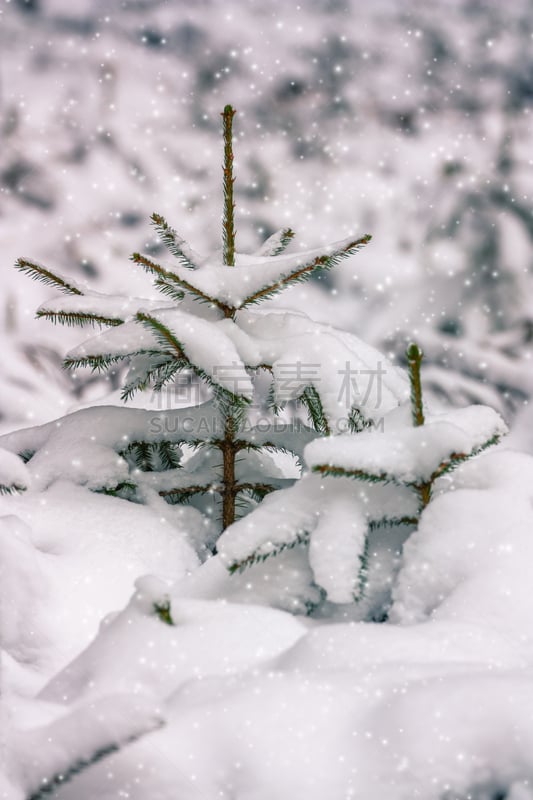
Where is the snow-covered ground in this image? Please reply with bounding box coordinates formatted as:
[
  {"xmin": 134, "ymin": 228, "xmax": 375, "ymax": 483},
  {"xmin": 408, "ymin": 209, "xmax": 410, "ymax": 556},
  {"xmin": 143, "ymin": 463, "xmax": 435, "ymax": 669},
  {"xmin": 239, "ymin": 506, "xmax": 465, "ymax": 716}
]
[{"xmin": 4, "ymin": 444, "xmax": 533, "ymax": 799}]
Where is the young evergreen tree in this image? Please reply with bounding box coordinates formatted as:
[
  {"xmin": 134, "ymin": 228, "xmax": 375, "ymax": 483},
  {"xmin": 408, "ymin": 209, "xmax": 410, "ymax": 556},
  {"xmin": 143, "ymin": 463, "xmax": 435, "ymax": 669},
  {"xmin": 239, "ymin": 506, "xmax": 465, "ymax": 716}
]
[
  {"xmin": 1, "ymin": 107, "xmax": 408, "ymax": 539},
  {"xmin": 218, "ymin": 343, "xmax": 506, "ymax": 617}
]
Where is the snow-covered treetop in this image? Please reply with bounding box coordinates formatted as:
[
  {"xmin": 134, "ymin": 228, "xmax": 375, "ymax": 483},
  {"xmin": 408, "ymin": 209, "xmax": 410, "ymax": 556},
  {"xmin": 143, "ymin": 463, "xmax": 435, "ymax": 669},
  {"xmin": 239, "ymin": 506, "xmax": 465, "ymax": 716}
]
[
  {"xmin": 9, "ymin": 105, "xmax": 381, "ymax": 531},
  {"xmin": 16, "ymin": 104, "xmax": 375, "ymax": 427}
]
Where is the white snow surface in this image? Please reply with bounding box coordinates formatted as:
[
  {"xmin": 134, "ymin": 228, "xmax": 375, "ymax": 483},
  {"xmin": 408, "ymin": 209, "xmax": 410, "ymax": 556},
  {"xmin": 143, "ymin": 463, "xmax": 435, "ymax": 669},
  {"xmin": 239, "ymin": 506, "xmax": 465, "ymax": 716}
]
[
  {"xmin": 3, "ymin": 446, "xmax": 533, "ymax": 798},
  {"xmin": 0, "ymin": 404, "xmax": 223, "ymax": 491},
  {"xmin": 390, "ymin": 449, "xmax": 533, "ymax": 638},
  {"xmin": 235, "ymin": 309, "xmax": 409, "ymax": 425},
  {"xmin": 307, "ymin": 495, "xmax": 368, "ymax": 603},
  {"xmin": 217, "ymin": 471, "xmax": 417, "ymax": 605},
  {"xmin": 37, "ymin": 293, "xmax": 174, "ymax": 322},
  {"xmin": 149, "ymin": 308, "xmax": 254, "ymax": 397},
  {"xmin": 41, "ymin": 580, "xmax": 307, "ymax": 705},
  {"xmin": 66, "ymin": 319, "xmax": 160, "ymax": 363},
  {"xmin": 305, "ymin": 404, "xmax": 508, "ymax": 481},
  {"xmin": 0, "ymin": 402, "xmax": 311, "ymax": 497},
  {"xmin": 61, "ymin": 302, "xmax": 408, "ymax": 423},
  {"xmin": 6, "ymin": 693, "xmax": 164, "ymax": 800},
  {"xmin": 0, "ymin": 482, "xmax": 200, "ymax": 687},
  {"xmin": 2, "ymin": 0, "xmax": 533, "ymax": 795}
]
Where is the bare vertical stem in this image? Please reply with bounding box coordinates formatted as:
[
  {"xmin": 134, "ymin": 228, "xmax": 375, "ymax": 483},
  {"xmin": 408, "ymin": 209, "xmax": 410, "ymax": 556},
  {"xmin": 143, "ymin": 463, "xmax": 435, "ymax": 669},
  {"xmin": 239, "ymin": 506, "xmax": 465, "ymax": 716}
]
[
  {"xmin": 406, "ymin": 342, "xmax": 431, "ymax": 509},
  {"xmin": 222, "ymin": 104, "xmax": 236, "ymax": 266},
  {"xmin": 221, "ymin": 415, "xmax": 237, "ymax": 529},
  {"xmin": 406, "ymin": 342, "xmax": 425, "ymax": 427},
  {"xmin": 220, "ymin": 106, "xmax": 238, "ymax": 525}
]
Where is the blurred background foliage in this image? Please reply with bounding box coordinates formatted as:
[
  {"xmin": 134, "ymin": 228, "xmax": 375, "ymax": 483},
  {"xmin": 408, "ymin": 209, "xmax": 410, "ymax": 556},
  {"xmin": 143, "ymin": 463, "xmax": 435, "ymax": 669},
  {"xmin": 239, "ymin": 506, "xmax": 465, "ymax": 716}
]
[{"xmin": 1, "ymin": 0, "xmax": 533, "ymax": 433}]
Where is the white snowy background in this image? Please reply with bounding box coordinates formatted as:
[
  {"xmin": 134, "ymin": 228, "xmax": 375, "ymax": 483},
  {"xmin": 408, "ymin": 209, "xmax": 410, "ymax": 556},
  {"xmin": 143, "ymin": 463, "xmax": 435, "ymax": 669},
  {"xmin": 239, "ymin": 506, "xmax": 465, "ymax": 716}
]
[
  {"xmin": 2, "ymin": 0, "xmax": 533, "ymax": 429},
  {"xmin": 2, "ymin": 1, "xmax": 533, "ymax": 799}
]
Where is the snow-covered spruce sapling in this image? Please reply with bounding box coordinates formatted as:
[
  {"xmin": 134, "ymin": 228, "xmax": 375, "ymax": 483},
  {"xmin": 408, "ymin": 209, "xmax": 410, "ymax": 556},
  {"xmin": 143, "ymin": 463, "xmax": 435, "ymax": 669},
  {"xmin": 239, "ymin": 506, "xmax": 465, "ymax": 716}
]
[
  {"xmin": 3, "ymin": 106, "xmax": 405, "ymax": 541},
  {"xmin": 218, "ymin": 343, "xmax": 506, "ymax": 614},
  {"xmin": 311, "ymin": 343, "xmax": 505, "ymax": 508}
]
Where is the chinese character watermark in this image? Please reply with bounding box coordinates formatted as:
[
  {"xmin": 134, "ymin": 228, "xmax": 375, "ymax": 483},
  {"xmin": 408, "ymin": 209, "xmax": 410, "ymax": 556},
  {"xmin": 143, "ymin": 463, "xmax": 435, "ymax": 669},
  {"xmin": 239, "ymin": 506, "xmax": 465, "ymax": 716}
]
[{"xmin": 337, "ymin": 361, "xmax": 386, "ymax": 410}]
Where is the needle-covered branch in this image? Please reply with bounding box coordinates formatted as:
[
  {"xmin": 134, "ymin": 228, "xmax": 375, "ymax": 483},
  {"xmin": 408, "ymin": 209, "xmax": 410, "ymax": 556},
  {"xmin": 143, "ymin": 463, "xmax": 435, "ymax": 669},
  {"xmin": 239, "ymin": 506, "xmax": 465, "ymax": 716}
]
[
  {"xmin": 16, "ymin": 257, "xmax": 84, "ymax": 295},
  {"xmin": 150, "ymin": 212, "xmax": 202, "ymax": 270},
  {"xmin": 227, "ymin": 530, "xmax": 310, "ymax": 575},
  {"xmin": 135, "ymin": 311, "xmax": 187, "ymax": 361},
  {"xmin": 63, "ymin": 352, "xmax": 142, "ymax": 372},
  {"xmin": 120, "ymin": 356, "xmax": 180, "ymax": 401},
  {"xmin": 312, "ymin": 463, "xmax": 402, "ymax": 486},
  {"xmin": 239, "ymin": 234, "xmax": 371, "ymax": 308},
  {"xmin": 254, "ymin": 227, "xmax": 295, "ymax": 257},
  {"xmin": 131, "ymin": 251, "xmax": 227, "ymax": 311},
  {"xmin": 36, "ymin": 309, "xmax": 124, "ymax": 328}
]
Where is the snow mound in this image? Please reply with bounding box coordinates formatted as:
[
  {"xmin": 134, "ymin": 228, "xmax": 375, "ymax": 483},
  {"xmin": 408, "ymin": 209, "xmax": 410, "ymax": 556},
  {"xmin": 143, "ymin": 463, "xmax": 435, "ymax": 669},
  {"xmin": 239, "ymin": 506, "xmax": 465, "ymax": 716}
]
[
  {"xmin": 41, "ymin": 591, "xmax": 306, "ymax": 706},
  {"xmin": 0, "ymin": 482, "xmax": 200, "ymax": 686},
  {"xmin": 391, "ymin": 450, "xmax": 533, "ymax": 643}
]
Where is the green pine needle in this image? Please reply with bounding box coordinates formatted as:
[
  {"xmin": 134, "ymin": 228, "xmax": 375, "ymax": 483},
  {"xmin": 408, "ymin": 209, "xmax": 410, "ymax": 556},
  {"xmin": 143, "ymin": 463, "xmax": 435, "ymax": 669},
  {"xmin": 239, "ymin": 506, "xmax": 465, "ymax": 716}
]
[
  {"xmin": 16, "ymin": 258, "xmax": 83, "ymax": 295},
  {"xmin": 24, "ymin": 716, "xmax": 163, "ymax": 800},
  {"xmin": 135, "ymin": 312, "xmax": 187, "ymax": 360},
  {"xmin": 353, "ymin": 534, "xmax": 370, "ymax": 603},
  {"xmin": 255, "ymin": 227, "xmax": 295, "ymax": 257},
  {"xmin": 150, "ymin": 213, "xmax": 199, "ymax": 270},
  {"xmin": 368, "ymin": 515, "xmax": 419, "ymax": 531},
  {"xmin": 153, "ymin": 599, "xmax": 174, "ymax": 625},
  {"xmin": 239, "ymin": 234, "xmax": 371, "ymax": 308},
  {"xmin": 64, "ymin": 352, "xmax": 137, "ymax": 373},
  {"xmin": 131, "ymin": 252, "xmax": 222, "ymax": 309},
  {"xmin": 158, "ymin": 441, "xmax": 181, "ymax": 470},
  {"xmin": 123, "ymin": 441, "xmax": 156, "ymax": 472},
  {"xmin": 120, "ymin": 358, "xmax": 180, "ymax": 402},
  {"xmin": 312, "ymin": 463, "xmax": 401, "ymax": 487},
  {"xmin": 0, "ymin": 482, "xmax": 26, "ymax": 495},
  {"xmin": 159, "ymin": 483, "xmax": 221, "ymax": 503},
  {"xmin": 426, "ymin": 433, "xmax": 503, "ymax": 484},
  {"xmin": 300, "ymin": 385, "xmax": 331, "ymax": 435},
  {"xmin": 348, "ymin": 408, "xmax": 373, "ymax": 433},
  {"xmin": 36, "ymin": 310, "xmax": 124, "ymax": 328},
  {"xmin": 97, "ymin": 480, "xmax": 137, "ymax": 498},
  {"xmin": 227, "ymin": 531, "xmax": 310, "ymax": 574},
  {"xmin": 152, "ymin": 277, "xmax": 186, "ymax": 301}
]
